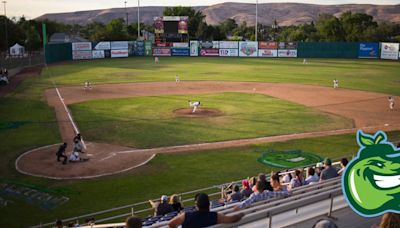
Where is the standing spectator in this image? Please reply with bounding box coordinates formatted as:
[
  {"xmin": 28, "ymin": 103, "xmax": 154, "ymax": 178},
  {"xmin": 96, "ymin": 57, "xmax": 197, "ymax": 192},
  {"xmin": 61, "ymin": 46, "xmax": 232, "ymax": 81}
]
[
  {"xmin": 270, "ymin": 173, "xmax": 285, "ymax": 191},
  {"xmin": 56, "ymin": 143, "xmax": 68, "ymax": 165},
  {"xmin": 169, "ymin": 193, "xmax": 244, "ymax": 228},
  {"xmin": 289, "ymin": 169, "xmax": 305, "ymax": 189},
  {"xmin": 169, "ymin": 194, "xmax": 183, "ymax": 212},
  {"xmin": 320, "ymin": 158, "xmax": 339, "ymax": 182},
  {"xmin": 240, "ymin": 179, "xmax": 253, "ymax": 198},
  {"xmin": 149, "ymin": 195, "xmax": 174, "ymax": 216},
  {"xmin": 337, "ymin": 158, "xmax": 349, "ymax": 176},
  {"xmin": 126, "ymin": 216, "xmax": 142, "ymax": 228},
  {"xmin": 305, "ymin": 167, "xmax": 319, "ymax": 185},
  {"xmin": 227, "ymin": 185, "xmax": 242, "ymax": 202}
]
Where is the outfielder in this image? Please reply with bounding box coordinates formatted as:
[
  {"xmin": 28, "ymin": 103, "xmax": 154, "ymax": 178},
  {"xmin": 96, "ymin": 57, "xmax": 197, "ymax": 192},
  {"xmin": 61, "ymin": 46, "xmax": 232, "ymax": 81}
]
[
  {"xmin": 155, "ymin": 57, "xmax": 159, "ymax": 64},
  {"xmin": 175, "ymin": 75, "xmax": 180, "ymax": 83},
  {"xmin": 84, "ymin": 81, "xmax": 92, "ymax": 91},
  {"xmin": 333, "ymin": 79, "xmax": 339, "ymax": 89},
  {"xmin": 188, "ymin": 100, "xmax": 201, "ymax": 113}
]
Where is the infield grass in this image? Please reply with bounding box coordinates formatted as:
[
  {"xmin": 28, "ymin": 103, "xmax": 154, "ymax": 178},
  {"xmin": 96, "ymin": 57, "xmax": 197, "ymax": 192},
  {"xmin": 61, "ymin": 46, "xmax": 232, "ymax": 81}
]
[{"xmin": 69, "ymin": 92, "xmax": 353, "ymax": 148}]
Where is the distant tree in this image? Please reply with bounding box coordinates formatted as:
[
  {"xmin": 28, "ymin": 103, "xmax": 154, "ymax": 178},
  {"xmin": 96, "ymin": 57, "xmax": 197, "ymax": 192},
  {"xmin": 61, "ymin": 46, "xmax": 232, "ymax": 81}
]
[
  {"xmin": 219, "ymin": 18, "xmax": 238, "ymax": 36},
  {"xmin": 316, "ymin": 14, "xmax": 344, "ymax": 41},
  {"xmin": 104, "ymin": 18, "xmax": 129, "ymax": 41},
  {"xmin": 340, "ymin": 11, "xmax": 377, "ymax": 41}
]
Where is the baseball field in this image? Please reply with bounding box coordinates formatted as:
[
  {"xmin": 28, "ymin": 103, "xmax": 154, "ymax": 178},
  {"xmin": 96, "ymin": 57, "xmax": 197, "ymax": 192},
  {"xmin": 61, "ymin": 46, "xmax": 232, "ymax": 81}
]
[{"xmin": 1, "ymin": 57, "xmax": 400, "ymax": 227}]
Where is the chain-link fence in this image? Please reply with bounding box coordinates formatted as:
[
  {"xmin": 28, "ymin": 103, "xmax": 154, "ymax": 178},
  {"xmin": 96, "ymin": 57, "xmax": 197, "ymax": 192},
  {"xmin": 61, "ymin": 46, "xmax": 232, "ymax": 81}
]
[{"xmin": 0, "ymin": 51, "xmax": 45, "ymax": 71}]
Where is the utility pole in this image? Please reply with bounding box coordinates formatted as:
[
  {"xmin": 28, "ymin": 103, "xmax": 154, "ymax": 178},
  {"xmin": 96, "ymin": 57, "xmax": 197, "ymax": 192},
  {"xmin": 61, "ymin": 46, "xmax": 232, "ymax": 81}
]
[
  {"xmin": 255, "ymin": 0, "xmax": 258, "ymax": 42},
  {"xmin": 137, "ymin": 0, "xmax": 140, "ymax": 39},
  {"xmin": 2, "ymin": 1, "xmax": 8, "ymax": 53},
  {"xmin": 124, "ymin": 1, "xmax": 128, "ymax": 27}
]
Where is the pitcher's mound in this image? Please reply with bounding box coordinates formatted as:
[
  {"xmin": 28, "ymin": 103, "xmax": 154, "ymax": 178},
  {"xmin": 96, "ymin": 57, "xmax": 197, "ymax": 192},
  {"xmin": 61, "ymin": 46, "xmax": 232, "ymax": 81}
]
[{"xmin": 173, "ymin": 108, "xmax": 223, "ymax": 118}]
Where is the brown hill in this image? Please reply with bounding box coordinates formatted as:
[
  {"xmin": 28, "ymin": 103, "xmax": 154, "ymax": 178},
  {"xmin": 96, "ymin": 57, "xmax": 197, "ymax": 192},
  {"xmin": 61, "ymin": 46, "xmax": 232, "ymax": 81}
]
[{"xmin": 36, "ymin": 2, "xmax": 400, "ymax": 26}]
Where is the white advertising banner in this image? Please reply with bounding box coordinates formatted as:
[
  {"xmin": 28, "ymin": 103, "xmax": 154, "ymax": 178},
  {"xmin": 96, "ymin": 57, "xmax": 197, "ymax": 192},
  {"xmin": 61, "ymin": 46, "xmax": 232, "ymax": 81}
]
[
  {"xmin": 212, "ymin": 41, "xmax": 220, "ymax": 49},
  {"xmin": 239, "ymin": 42, "xmax": 258, "ymax": 57},
  {"xmin": 278, "ymin": 49, "xmax": 298, "ymax": 58},
  {"xmin": 94, "ymin": 42, "xmax": 111, "ymax": 50},
  {"xmin": 380, "ymin": 42, "xmax": 399, "ymax": 60},
  {"xmin": 111, "ymin": 49, "xmax": 129, "ymax": 58},
  {"xmin": 219, "ymin": 49, "xmax": 238, "ymax": 57},
  {"xmin": 72, "ymin": 42, "xmax": 92, "ymax": 51},
  {"xmin": 72, "ymin": 50, "xmax": 92, "ymax": 60},
  {"xmin": 219, "ymin": 41, "xmax": 238, "ymax": 49},
  {"xmin": 173, "ymin": 42, "xmax": 189, "ymax": 48},
  {"xmin": 258, "ymin": 49, "xmax": 278, "ymax": 57},
  {"xmin": 92, "ymin": 50, "xmax": 105, "ymax": 59},
  {"xmin": 190, "ymin": 40, "xmax": 199, "ymax": 56},
  {"xmin": 111, "ymin": 41, "xmax": 129, "ymax": 50}
]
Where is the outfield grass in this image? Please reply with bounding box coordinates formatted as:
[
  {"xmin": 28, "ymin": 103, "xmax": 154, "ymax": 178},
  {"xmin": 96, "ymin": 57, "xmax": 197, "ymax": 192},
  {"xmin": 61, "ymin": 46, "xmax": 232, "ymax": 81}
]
[
  {"xmin": 43, "ymin": 57, "xmax": 400, "ymax": 95},
  {"xmin": 69, "ymin": 92, "xmax": 353, "ymax": 148}
]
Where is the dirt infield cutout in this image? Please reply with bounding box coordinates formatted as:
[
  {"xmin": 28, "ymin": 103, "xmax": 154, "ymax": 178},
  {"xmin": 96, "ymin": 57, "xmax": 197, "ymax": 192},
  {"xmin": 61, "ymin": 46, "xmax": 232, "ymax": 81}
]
[{"xmin": 173, "ymin": 108, "xmax": 223, "ymax": 118}]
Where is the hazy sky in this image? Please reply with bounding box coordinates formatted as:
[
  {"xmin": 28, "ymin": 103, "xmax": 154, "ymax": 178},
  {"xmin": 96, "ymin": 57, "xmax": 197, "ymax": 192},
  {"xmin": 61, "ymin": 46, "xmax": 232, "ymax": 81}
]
[{"xmin": 3, "ymin": 0, "xmax": 400, "ymax": 19}]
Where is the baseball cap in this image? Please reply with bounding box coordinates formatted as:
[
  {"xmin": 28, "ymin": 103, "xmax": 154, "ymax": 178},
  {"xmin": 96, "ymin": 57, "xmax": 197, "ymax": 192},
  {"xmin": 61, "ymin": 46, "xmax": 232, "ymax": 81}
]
[
  {"xmin": 324, "ymin": 158, "xmax": 332, "ymax": 165},
  {"xmin": 316, "ymin": 162, "xmax": 323, "ymax": 168},
  {"xmin": 161, "ymin": 195, "xmax": 168, "ymax": 202}
]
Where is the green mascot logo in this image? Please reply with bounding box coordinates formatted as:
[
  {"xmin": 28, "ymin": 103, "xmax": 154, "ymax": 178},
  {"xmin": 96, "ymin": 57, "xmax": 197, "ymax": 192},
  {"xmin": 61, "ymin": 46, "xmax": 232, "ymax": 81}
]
[{"xmin": 342, "ymin": 130, "xmax": 400, "ymax": 217}]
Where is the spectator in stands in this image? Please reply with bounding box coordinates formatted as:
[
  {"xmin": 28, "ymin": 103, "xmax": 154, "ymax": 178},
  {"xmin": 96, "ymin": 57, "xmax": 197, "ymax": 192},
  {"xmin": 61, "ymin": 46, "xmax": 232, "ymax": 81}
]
[
  {"xmin": 315, "ymin": 162, "xmax": 324, "ymax": 177},
  {"xmin": 236, "ymin": 180, "xmax": 290, "ymax": 210},
  {"xmin": 312, "ymin": 219, "xmax": 338, "ymax": 228},
  {"xmin": 55, "ymin": 219, "xmax": 63, "ymax": 228},
  {"xmin": 169, "ymin": 193, "xmax": 244, "ymax": 228},
  {"xmin": 169, "ymin": 194, "xmax": 183, "ymax": 212},
  {"xmin": 249, "ymin": 176, "xmax": 257, "ymax": 189},
  {"xmin": 397, "ymin": 143, "xmax": 400, "ymax": 148},
  {"xmin": 56, "ymin": 142, "xmax": 68, "ymax": 165},
  {"xmin": 241, "ymin": 179, "xmax": 253, "ymax": 198},
  {"xmin": 378, "ymin": 212, "xmax": 400, "ymax": 228},
  {"xmin": 337, "ymin": 158, "xmax": 349, "ymax": 176},
  {"xmin": 270, "ymin": 172, "xmax": 285, "ymax": 191},
  {"xmin": 252, "ymin": 173, "xmax": 273, "ymax": 193},
  {"xmin": 305, "ymin": 167, "xmax": 319, "ymax": 185},
  {"xmin": 289, "ymin": 169, "xmax": 305, "ymax": 189},
  {"xmin": 149, "ymin": 195, "xmax": 174, "ymax": 216},
  {"xmin": 282, "ymin": 170, "xmax": 292, "ymax": 184},
  {"xmin": 226, "ymin": 185, "xmax": 243, "ymax": 202},
  {"xmin": 320, "ymin": 158, "xmax": 339, "ymax": 182},
  {"xmin": 125, "ymin": 216, "xmax": 142, "ymax": 228}
]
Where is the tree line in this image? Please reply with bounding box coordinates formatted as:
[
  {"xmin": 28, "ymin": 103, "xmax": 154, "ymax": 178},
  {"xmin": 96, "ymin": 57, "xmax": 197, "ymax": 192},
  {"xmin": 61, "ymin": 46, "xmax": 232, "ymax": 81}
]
[{"xmin": 1, "ymin": 7, "xmax": 399, "ymax": 52}]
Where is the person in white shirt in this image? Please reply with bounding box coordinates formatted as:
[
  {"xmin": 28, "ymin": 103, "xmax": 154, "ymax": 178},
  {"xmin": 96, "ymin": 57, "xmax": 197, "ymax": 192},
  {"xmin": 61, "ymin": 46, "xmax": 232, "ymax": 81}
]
[
  {"xmin": 188, "ymin": 100, "xmax": 201, "ymax": 113},
  {"xmin": 333, "ymin": 79, "xmax": 339, "ymax": 89},
  {"xmin": 388, "ymin": 96, "xmax": 395, "ymax": 110},
  {"xmin": 175, "ymin": 74, "xmax": 180, "ymax": 83},
  {"xmin": 155, "ymin": 56, "xmax": 159, "ymax": 64}
]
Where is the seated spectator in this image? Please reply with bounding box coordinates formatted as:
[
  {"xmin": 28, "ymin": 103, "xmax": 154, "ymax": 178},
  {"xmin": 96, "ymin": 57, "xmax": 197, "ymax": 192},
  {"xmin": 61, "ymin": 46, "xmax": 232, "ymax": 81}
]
[
  {"xmin": 282, "ymin": 170, "xmax": 292, "ymax": 184},
  {"xmin": 320, "ymin": 158, "xmax": 339, "ymax": 182},
  {"xmin": 55, "ymin": 219, "xmax": 63, "ymax": 228},
  {"xmin": 337, "ymin": 158, "xmax": 348, "ymax": 176},
  {"xmin": 227, "ymin": 185, "xmax": 243, "ymax": 202},
  {"xmin": 270, "ymin": 172, "xmax": 285, "ymax": 191},
  {"xmin": 252, "ymin": 173, "xmax": 273, "ymax": 193},
  {"xmin": 315, "ymin": 162, "xmax": 324, "ymax": 177},
  {"xmin": 289, "ymin": 169, "xmax": 305, "ymax": 189},
  {"xmin": 236, "ymin": 180, "xmax": 290, "ymax": 210},
  {"xmin": 169, "ymin": 194, "xmax": 183, "ymax": 212},
  {"xmin": 312, "ymin": 219, "xmax": 338, "ymax": 228},
  {"xmin": 126, "ymin": 216, "xmax": 142, "ymax": 228},
  {"xmin": 149, "ymin": 195, "xmax": 174, "ymax": 216},
  {"xmin": 249, "ymin": 176, "xmax": 257, "ymax": 189},
  {"xmin": 240, "ymin": 179, "xmax": 253, "ymax": 198},
  {"xmin": 305, "ymin": 167, "xmax": 319, "ymax": 185},
  {"xmin": 378, "ymin": 212, "xmax": 400, "ymax": 228},
  {"xmin": 169, "ymin": 193, "xmax": 244, "ymax": 228}
]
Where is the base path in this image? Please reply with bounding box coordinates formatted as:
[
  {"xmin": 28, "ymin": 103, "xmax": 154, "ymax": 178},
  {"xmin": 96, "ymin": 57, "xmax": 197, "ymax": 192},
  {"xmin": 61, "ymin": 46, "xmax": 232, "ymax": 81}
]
[{"xmin": 16, "ymin": 81, "xmax": 400, "ymax": 179}]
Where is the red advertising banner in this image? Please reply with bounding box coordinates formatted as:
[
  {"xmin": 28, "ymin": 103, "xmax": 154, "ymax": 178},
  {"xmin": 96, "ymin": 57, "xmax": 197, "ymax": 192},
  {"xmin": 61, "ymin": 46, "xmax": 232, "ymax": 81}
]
[
  {"xmin": 153, "ymin": 48, "xmax": 171, "ymax": 56},
  {"xmin": 200, "ymin": 49, "xmax": 219, "ymax": 56},
  {"xmin": 259, "ymin": 42, "xmax": 278, "ymax": 49}
]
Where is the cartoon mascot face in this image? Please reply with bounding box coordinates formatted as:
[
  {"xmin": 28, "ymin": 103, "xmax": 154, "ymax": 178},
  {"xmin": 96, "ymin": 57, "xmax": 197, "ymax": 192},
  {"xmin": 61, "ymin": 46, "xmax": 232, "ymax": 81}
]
[{"xmin": 342, "ymin": 130, "xmax": 400, "ymax": 217}]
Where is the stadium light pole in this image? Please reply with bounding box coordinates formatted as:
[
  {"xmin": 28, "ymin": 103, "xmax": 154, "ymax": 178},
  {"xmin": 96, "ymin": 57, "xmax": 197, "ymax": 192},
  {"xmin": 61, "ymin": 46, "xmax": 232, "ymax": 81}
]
[
  {"xmin": 124, "ymin": 1, "xmax": 128, "ymax": 27},
  {"xmin": 137, "ymin": 0, "xmax": 140, "ymax": 39},
  {"xmin": 255, "ymin": 0, "xmax": 258, "ymax": 42},
  {"xmin": 2, "ymin": 1, "xmax": 8, "ymax": 54}
]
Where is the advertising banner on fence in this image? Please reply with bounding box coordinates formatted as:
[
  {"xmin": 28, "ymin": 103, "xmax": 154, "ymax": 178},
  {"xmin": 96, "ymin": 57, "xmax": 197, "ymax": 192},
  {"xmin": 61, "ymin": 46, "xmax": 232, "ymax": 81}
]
[
  {"xmin": 258, "ymin": 49, "xmax": 278, "ymax": 57},
  {"xmin": 200, "ymin": 41, "xmax": 219, "ymax": 49},
  {"xmin": 285, "ymin": 42, "xmax": 297, "ymax": 49},
  {"xmin": 200, "ymin": 48, "xmax": 219, "ymax": 56},
  {"xmin": 219, "ymin": 49, "xmax": 238, "ymax": 57},
  {"xmin": 72, "ymin": 42, "xmax": 92, "ymax": 51},
  {"xmin": 72, "ymin": 50, "xmax": 92, "ymax": 60},
  {"xmin": 381, "ymin": 42, "xmax": 399, "ymax": 60},
  {"xmin": 358, "ymin": 43, "xmax": 379, "ymax": 58},
  {"xmin": 111, "ymin": 49, "xmax": 129, "ymax": 58},
  {"xmin": 135, "ymin": 41, "xmax": 145, "ymax": 56},
  {"xmin": 111, "ymin": 41, "xmax": 129, "ymax": 50},
  {"xmin": 173, "ymin": 43, "xmax": 189, "ymax": 48},
  {"xmin": 278, "ymin": 49, "xmax": 298, "ymax": 57},
  {"xmin": 259, "ymin": 42, "xmax": 278, "ymax": 49},
  {"xmin": 190, "ymin": 41, "xmax": 199, "ymax": 56},
  {"xmin": 145, "ymin": 41, "xmax": 152, "ymax": 56},
  {"xmin": 92, "ymin": 50, "xmax": 105, "ymax": 59},
  {"xmin": 153, "ymin": 48, "xmax": 171, "ymax": 56},
  {"xmin": 239, "ymin": 42, "xmax": 258, "ymax": 57},
  {"xmin": 219, "ymin": 41, "xmax": 238, "ymax": 49},
  {"xmin": 171, "ymin": 48, "xmax": 190, "ymax": 56},
  {"xmin": 94, "ymin": 42, "xmax": 111, "ymax": 50}
]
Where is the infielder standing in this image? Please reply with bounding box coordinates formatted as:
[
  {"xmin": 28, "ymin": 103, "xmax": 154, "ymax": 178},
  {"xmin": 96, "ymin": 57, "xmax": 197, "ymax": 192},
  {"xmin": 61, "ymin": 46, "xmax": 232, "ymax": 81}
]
[
  {"xmin": 175, "ymin": 75, "xmax": 180, "ymax": 83},
  {"xmin": 388, "ymin": 96, "xmax": 395, "ymax": 110}
]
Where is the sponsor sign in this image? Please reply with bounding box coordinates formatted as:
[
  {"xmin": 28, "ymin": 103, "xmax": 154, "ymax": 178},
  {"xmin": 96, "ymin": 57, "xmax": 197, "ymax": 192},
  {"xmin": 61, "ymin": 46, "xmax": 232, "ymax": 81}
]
[
  {"xmin": 219, "ymin": 41, "xmax": 239, "ymax": 49},
  {"xmin": 153, "ymin": 48, "xmax": 171, "ymax": 56},
  {"xmin": 358, "ymin": 43, "xmax": 379, "ymax": 59},
  {"xmin": 163, "ymin": 16, "xmax": 181, "ymax": 21},
  {"xmin": 72, "ymin": 50, "xmax": 92, "ymax": 60},
  {"xmin": 258, "ymin": 49, "xmax": 278, "ymax": 57},
  {"xmin": 178, "ymin": 19, "xmax": 188, "ymax": 34},
  {"xmin": 285, "ymin": 42, "xmax": 297, "ymax": 49},
  {"xmin": 278, "ymin": 49, "xmax": 298, "ymax": 57},
  {"xmin": 111, "ymin": 49, "xmax": 129, "ymax": 58},
  {"xmin": 239, "ymin": 42, "xmax": 258, "ymax": 57},
  {"xmin": 145, "ymin": 41, "xmax": 152, "ymax": 56},
  {"xmin": 200, "ymin": 41, "xmax": 219, "ymax": 49},
  {"xmin": 171, "ymin": 48, "xmax": 190, "ymax": 56},
  {"xmin": 200, "ymin": 48, "xmax": 219, "ymax": 56},
  {"xmin": 380, "ymin": 42, "xmax": 399, "ymax": 60},
  {"xmin": 258, "ymin": 42, "xmax": 278, "ymax": 49},
  {"xmin": 219, "ymin": 49, "xmax": 238, "ymax": 57},
  {"xmin": 72, "ymin": 42, "xmax": 92, "ymax": 51},
  {"xmin": 190, "ymin": 41, "xmax": 199, "ymax": 56},
  {"xmin": 111, "ymin": 41, "xmax": 129, "ymax": 50},
  {"xmin": 173, "ymin": 43, "xmax": 189, "ymax": 48},
  {"xmin": 94, "ymin": 42, "xmax": 111, "ymax": 50},
  {"xmin": 92, "ymin": 50, "xmax": 105, "ymax": 59}
]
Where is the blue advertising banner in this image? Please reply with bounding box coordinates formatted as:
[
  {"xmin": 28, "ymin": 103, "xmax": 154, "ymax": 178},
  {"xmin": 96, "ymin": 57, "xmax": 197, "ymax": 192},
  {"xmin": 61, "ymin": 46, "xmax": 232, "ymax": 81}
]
[
  {"xmin": 135, "ymin": 41, "xmax": 145, "ymax": 56},
  {"xmin": 171, "ymin": 48, "xmax": 190, "ymax": 56},
  {"xmin": 358, "ymin": 43, "xmax": 379, "ymax": 59}
]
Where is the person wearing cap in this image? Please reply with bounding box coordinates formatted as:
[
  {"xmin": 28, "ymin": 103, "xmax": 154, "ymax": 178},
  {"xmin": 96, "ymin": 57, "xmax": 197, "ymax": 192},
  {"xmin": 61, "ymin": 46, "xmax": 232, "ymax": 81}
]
[
  {"xmin": 169, "ymin": 193, "xmax": 244, "ymax": 228},
  {"xmin": 319, "ymin": 158, "xmax": 339, "ymax": 182},
  {"xmin": 149, "ymin": 195, "xmax": 174, "ymax": 216}
]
